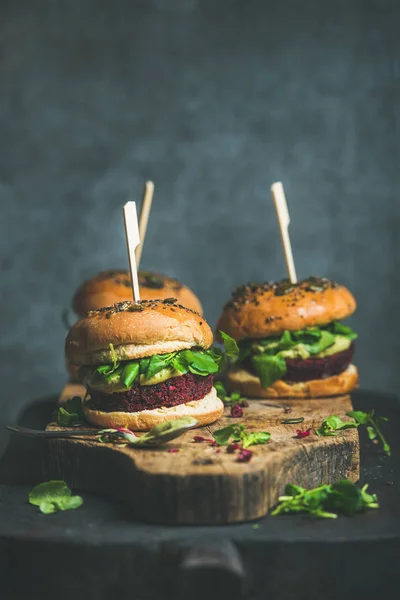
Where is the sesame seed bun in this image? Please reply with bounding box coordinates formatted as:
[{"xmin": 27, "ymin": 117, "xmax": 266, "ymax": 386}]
[
  {"xmin": 225, "ymin": 364, "xmax": 359, "ymax": 398},
  {"xmin": 83, "ymin": 387, "xmax": 224, "ymax": 430},
  {"xmin": 72, "ymin": 270, "xmax": 203, "ymax": 317},
  {"xmin": 216, "ymin": 277, "xmax": 356, "ymax": 341},
  {"xmin": 65, "ymin": 299, "xmax": 213, "ymax": 366}
]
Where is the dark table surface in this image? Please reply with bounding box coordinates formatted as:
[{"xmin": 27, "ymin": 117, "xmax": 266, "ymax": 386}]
[{"xmin": 0, "ymin": 389, "xmax": 399, "ymax": 600}]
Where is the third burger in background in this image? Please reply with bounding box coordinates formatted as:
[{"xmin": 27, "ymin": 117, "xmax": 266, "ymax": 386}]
[
  {"xmin": 72, "ymin": 270, "xmax": 203, "ymax": 318},
  {"xmin": 216, "ymin": 277, "xmax": 358, "ymax": 398}
]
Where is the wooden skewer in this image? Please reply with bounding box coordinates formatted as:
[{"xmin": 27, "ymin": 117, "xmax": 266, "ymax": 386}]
[
  {"xmin": 270, "ymin": 181, "xmax": 297, "ymax": 283},
  {"xmin": 135, "ymin": 180, "xmax": 154, "ymax": 268},
  {"xmin": 123, "ymin": 201, "xmax": 141, "ymax": 302}
]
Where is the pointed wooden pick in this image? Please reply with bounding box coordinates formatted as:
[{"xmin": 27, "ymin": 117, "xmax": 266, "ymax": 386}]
[
  {"xmin": 135, "ymin": 180, "xmax": 155, "ymax": 268},
  {"xmin": 123, "ymin": 201, "xmax": 141, "ymax": 302},
  {"xmin": 270, "ymin": 181, "xmax": 297, "ymax": 283}
]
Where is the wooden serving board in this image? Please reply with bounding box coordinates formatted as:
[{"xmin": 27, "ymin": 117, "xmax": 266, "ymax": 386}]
[{"xmin": 40, "ymin": 384, "xmax": 360, "ymax": 524}]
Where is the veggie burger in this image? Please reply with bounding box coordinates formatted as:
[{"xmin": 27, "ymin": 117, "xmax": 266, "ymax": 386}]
[
  {"xmin": 216, "ymin": 277, "xmax": 358, "ymax": 398},
  {"xmin": 65, "ymin": 298, "xmax": 223, "ymax": 429}
]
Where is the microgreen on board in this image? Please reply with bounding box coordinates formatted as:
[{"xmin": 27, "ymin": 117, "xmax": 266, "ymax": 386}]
[
  {"xmin": 346, "ymin": 410, "xmax": 391, "ymax": 456},
  {"xmin": 271, "ymin": 479, "xmax": 378, "ymax": 519},
  {"xmin": 316, "ymin": 410, "xmax": 390, "ymax": 456},
  {"xmin": 212, "ymin": 423, "xmax": 271, "ymax": 449},
  {"xmin": 316, "ymin": 415, "xmax": 358, "ymax": 437}
]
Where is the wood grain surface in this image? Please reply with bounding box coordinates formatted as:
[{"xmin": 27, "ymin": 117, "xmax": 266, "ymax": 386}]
[{"xmin": 43, "ymin": 383, "xmax": 360, "ymax": 524}]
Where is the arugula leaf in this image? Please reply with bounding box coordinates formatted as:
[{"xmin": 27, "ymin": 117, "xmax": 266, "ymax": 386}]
[
  {"xmin": 326, "ymin": 321, "xmax": 358, "ymax": 340},
  {"xmin": 121, "ymin": 362, "xmax": 140, "ymax": 388},
  {"xmin": 171, "ymin": 353, "xmax": 191, "ymax": 374},
  {"xmin": 347, "ymin": 410, "xmax": 390, "ymax": 456},
  {"xmin": 219, "ymin": 331, "xmax": 240, "ymax": 360},
  {"xmin": 214, "ymin": 380, "xmax": 227, "ymax": 400},
  {"xmin": 251, "ymin": 354, "xmax": 287, "ymax": 388},
  {"xmin": 56, "ymin": 396, "xmax": 85, "ymax": 427},
  {"xmin": 316, "ymin": 415, "xmax": 359, "ymax": 437},
  {"xmin": 278, "ymin": 330, "xmax": 295, "ymax": 349},
  {"xmin": 324, "ymin": 480, "xmax": 367, "ymax": 516},
  {"xmin": 241, "ymin": 431, "xmax": 271, "ymax": 448},
  {"xmin": 271, "ymin": 479, "xmax": 378, "ymax": 518},
  {"xmin": 186, "ymin": 350, "xmax": 220, "ymax": 375},
  {"xmin": 305, "ymin": 330, "xmax": 336, "ymax": 355},
  {"xmin": 139, "ymin": 356, "xmax": 151, "ymax": 375},
  {"xmin": 214, "ymin": 381, "xmax": 245, "ymax": 406},
  {"xmin": 65, "ymin": 396, "xmax": 83, "ymax": 415},
  {"xmin": 96, "ymin": 365, "xmax": 114, "ymax": 375},
  {"xmin": 315, "ymin": 410, "xmax": 390, "ymax": 456},
  {"xmin": 29, "ymin": 481, "xmax": 83, "ymax": 515},
  {"xmin": 213, "ymin": 424, "xmax": 244, "ymax": 446},
  {"xmin": 212, "ymin": 423, "xmax": 271, "ymax": 448},
  {"xmin": 285, "ymin": 483, "xmax": 306, "ymax": 497},
  {"xmin": 55, "ymin": 496, "xmax": 84, "ymax": 511},
  {"xmin": 145, "ymin": 353, "xmax": 174, "ymax": 379},
  {"xmin": 346, "ymin": 410, "xmax": 372, "ymax": 425},
  {"xmin": 39, "ymin": 501, "xmax": 57, "ymax": 514},
  {"xmin": 360, "ymin": 484, "xmax": 379, "ymax": 507}
]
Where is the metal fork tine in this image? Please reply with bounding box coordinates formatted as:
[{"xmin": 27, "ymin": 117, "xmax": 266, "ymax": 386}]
[{"xmin": 6, "ymin": 425, "xmax": 100, "ymax": 438}]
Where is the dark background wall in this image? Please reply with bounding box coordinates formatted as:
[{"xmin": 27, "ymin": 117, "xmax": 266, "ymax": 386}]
[{"xmin": 0, "ymin": 0, "xmax": 399, "ymax": 451}]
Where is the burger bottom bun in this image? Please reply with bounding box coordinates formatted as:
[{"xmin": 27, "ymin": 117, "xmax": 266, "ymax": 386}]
[
  {"xmin": 225, "ymin": 364, "xmax": 359, "ymax": 399},
  {"xmin": 83, "ymin": 387, "xmax": 224, "ymax": 431}
]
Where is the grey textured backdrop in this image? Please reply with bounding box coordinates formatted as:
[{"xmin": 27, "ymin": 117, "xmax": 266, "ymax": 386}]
[{"xmin": 1, "ymin": 0, "xmax": 399, "ymax": 450}]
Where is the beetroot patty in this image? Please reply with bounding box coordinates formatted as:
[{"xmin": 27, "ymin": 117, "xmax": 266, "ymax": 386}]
[
  {"xmin": 87, "ymin": 372, "xmax": 213, "ymax": 413},
  {"xmin": 283, "ymin": 344, "xmax": 354, "ymax": 382}
]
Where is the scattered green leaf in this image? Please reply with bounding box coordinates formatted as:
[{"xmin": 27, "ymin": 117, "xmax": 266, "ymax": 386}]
[
  {"xmin": 214, "ymin": 381, "xmax": 246, "ymax": 406},
  {"xmin": 316, "ymin": 415, "xmax": 358, "ymax": 437},
  {"xmin": 213, "ymin": 423, "xmax": 243, "ymax": 446},
  {"xmin": 346, "ymin": 410, "xmax": 391, "ymax": 456},
  {"xmin": 29, "ymin": 481, "xmax": 83, "ymax": 515},
  {"xmin": 212, "ymin": 423, "xmax": 271, "ymax": 448},
  {"xmin": 56, "ymin": 396, "xmax": 85, "ymax": 427},
  {"xmin": 251, "ymin": 354, "xmax": 287, "ymax": 389},
  {"xmin": 219, "ymin": 331, "xmax": 240, "ymax": 360},
  {"xmin": 271, "ymin": 479, "xmax": 378, "ymax": 519},
  {"xmin": 241, "ymin": 431, "xmax": 271, "ymax": 448}
]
